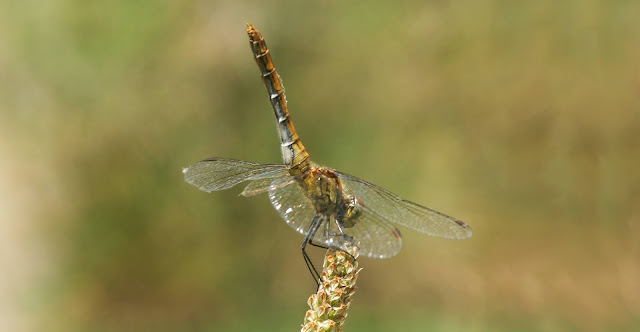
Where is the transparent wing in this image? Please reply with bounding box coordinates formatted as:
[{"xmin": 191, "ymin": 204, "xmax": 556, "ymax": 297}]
[
  {"xmin": 336, "ymin": 171, "xmax": 472, "ymax": 240},
  {"xmin": 183, "ymin": 157, "xmax": 289, "ymax": 193},
  {"xmin": 342, "ymin": 207, "xmax": 403, "ymax": 259},
  {"xmin": 268, "ymin": 177, "xmax": 317, "ymax": 236},
  {"xmin": 241, "ymin": 176, "xmax": 295, "ymax": 197}
]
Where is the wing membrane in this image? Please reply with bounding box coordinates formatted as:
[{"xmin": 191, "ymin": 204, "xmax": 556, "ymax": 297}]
[
  {"xmin": 343, "ymin": 206, "xmax": 403, "ymax": 259},
  {"xmin": 242, "ymin": 176, "xmax": 295, "ymax": 197},
  {"xmin": 183, "ymin": 157, "xmax": 289, "ymax": 193},
  {"xmin": 268, "ymin": 177, "xmax": 317, "ymax": 236},
  {"xmin": 336, "ymin": 171, "xmax": 472, "ymax": 240}
]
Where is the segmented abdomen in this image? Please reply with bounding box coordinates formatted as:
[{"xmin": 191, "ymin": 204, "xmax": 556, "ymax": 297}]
[{"xmin": 246, "ymin": 24, "xmax": 310, "ymax": 175}]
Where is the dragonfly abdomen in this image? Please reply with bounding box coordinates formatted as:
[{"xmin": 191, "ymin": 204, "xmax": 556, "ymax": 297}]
[{"xmin": 247, "ymin": 24, "xmax": 310, "ymax": 175}]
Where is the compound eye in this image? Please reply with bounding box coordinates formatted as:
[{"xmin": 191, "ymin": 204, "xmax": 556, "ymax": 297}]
[
  {"xmin": 339, "ymin": 195, "xmax": 364, "ymax": 228},
  {"xmin": 348, "ymin": 196, "xmax": 364, "ymax": 219}
]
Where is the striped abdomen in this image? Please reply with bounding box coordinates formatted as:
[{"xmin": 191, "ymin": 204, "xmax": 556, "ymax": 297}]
[{"xmin": 246, "ymin": 24, "xmax": 310, "ymax": 176}]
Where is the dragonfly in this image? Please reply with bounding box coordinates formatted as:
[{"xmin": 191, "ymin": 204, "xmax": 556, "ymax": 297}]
[{"xmin": 183, "ymin": 23, "xmax": 472, "ymax": 283}]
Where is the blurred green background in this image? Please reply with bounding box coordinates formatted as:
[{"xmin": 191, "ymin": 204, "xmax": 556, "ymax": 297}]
[{"xmin": 1, "ymin": 0, "xmax": 639, "ymax": 331}]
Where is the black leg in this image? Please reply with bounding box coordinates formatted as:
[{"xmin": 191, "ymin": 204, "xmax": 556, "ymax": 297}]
[
  {"xmin": 308, "ymin": 217, "xmax": 330, "ymax": 250},
  {"xmin": 302, "ymin": 215, "xmax": 323, "ymax": 286},
  {"xmin": 309, "ymin": 241, "xmax": 329, "ymax": 250}
]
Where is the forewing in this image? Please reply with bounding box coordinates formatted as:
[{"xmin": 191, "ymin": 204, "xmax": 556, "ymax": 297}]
[
  {"xmin": 336, "ymin": 171, "xmax": 472, "ymax": 240},
  {"xmin": 183, "ymin": 157, "xmax": 288, "ymax": 193},
  {"xmin": 242, "ymin": 176, "xmax": 295, "ymax": 197}
]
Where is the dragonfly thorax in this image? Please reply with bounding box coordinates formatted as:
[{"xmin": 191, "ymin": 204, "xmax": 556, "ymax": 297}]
[
  {"xmin": 299, "ymin": 168, "xmax": 343, "ymax": 214},
  {"xmin": 298, "ymin": 167, "xmax": 364, "ymax": 229}
]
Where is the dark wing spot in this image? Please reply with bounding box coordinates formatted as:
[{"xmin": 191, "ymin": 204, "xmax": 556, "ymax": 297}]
[{"xmin": 392, "ymin": 227, "xmax": 402, "ymax": 240}]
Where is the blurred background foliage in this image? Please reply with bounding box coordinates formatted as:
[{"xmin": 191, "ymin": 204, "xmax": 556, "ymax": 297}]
[{"xmin": 1, "ymin": 0, "xmax": 639, "ymax": 331}]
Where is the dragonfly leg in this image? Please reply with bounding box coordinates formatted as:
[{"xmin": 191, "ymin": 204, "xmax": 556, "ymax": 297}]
[
  {"xmin": 308, "ymin": 241, "xmax": 329, "ymax": 250},
  {"xmin": 332, "ymin": 219, "xmax": 358, "ymax": 260},
  {"xmin": 302, "ymin": 215, "xmax": 323, "ymax": 286},
  {"xmin": 308, "ymin": 216, "xmax": 330, "ymax": 250},
  {"xmin": 310, "ymin": 218, "xmax": 357, "ymax": 256}
]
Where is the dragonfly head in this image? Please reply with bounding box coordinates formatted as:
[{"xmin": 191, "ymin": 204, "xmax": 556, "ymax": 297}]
[{"xmin": 338, "ymin": 195, "xmax": 364, "ymax": 228}]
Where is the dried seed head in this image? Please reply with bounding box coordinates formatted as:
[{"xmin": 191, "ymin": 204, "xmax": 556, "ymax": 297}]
[{"xmin": 301, "ymin": 247, "xmax": 360, "ymax": 332}]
